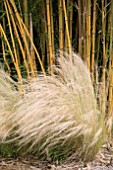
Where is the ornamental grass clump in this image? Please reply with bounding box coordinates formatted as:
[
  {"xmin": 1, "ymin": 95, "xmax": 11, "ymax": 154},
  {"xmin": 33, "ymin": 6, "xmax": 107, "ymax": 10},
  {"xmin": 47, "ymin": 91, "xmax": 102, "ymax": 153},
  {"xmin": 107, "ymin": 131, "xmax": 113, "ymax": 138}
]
[
  {"xmin": 0, "ymin": 69, "xmax": 19, "ymax": 141},
  {"xmin": 8, "ymin": 52, "xmax": 106, "ymax": 161}
]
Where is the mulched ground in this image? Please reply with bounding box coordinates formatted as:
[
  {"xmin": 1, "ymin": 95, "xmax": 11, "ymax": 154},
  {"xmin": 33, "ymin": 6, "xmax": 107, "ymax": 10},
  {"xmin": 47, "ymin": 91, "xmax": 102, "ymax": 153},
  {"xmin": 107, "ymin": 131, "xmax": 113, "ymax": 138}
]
[{"xmin": 0, "ymin": 144, "xmax": 112, "ymax": 170}]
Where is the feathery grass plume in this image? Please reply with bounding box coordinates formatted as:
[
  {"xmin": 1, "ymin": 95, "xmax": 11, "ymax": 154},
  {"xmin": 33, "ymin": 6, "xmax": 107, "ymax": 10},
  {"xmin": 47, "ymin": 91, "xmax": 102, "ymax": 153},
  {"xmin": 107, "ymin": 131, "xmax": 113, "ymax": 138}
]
[
  {"xmin": 0, "ymin": 69, "xmax": 19, "ymax": 141},
  {"xmin": 10, "ymin": 52, "xmax": 106, "ymax": 161}
]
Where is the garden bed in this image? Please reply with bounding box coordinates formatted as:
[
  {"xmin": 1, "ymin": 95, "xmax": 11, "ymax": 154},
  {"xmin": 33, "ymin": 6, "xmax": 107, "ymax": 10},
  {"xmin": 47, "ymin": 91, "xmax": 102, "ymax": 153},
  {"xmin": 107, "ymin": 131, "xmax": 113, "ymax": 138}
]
[{"xmin": 0, "ymin": 144, "xmax": 112, "ymax": 170}]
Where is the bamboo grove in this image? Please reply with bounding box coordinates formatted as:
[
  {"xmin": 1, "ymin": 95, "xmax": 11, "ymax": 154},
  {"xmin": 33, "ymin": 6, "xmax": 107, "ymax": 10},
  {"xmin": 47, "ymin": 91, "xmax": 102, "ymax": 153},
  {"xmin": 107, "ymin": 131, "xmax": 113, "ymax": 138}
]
[{"xmin": 0, "ymin": 0, "xmax": 113, "ymax": 125}]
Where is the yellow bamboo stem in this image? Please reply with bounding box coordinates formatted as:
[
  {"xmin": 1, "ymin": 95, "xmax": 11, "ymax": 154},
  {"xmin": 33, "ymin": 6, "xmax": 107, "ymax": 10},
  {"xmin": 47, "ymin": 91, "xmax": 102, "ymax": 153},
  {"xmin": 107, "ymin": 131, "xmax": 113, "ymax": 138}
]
[
  {"xmin": 42, "ymin": 0, "xmax": 49, "ymax": 65},
  {"xmin": 69, "ymin": 0, "xmax": 73, "ymax": 48},
  {"xmin": 46, "ymin": 0, "xmax": 53, "ymax": 73},
  {"xmin": 108, "ymin": 0, "xmax": 113, "ymax": 117},
  {"xmin": 91, "ymin": 0, "xmax": 96, "ymax": 82},
  {"xmin": 6, "ymin": 0, "xmax": 30, "ymax": 78},
  {"xmin": 83, "ymin": 0, "xmax": 86, "ymax": 59},
  {"xmin": 101, "ymin": 0, "xmax": 106, "ymax": 114},
  {"xmin": 62, "ymin": 0, "xmax": 72, "ymax": 59},
  {"xmin": 4, "ymin": 1, "xmax": 19, "ymax": 66},
  {"xmin": 9, "ymin": 0, "xmax": 35, "ymax": 77},
  {"xmin": 30, "ymin": 13, "xmax": 37, "ymax": 74},
  {"xmin": 59, "ymin": 0, "xmax": 64, "ymax": 55},
  {"xmin": 21, "ymin": 22, "xmax": 46, "ymax": 76},
  {"xmin": 78, "ymin": 0, "xmax": 82, "ymax": 54},
  {"xmin": 23, "ymin": 0, "xmax": 29, "ymax": 29},
  {"xmin": 50, "ymin": 0, "xmax": 55, "ymax": 61},
  {"xmin": 0, "ymin": 24, "xmax": 22, "ymax": 82},
  {"xmin": 86, "ymin": 0, "xmax": 91, "ymax": 70}
]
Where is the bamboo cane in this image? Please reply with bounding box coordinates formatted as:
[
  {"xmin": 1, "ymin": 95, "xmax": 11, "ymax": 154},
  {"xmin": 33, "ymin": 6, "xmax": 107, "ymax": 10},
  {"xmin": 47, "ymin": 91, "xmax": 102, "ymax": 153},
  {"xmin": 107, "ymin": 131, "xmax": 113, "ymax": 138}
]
[
  {"xmin": 50, "ymin": 0, "xmax": 55, "ymax": 60},
  {"xmin": 0, "ymin": 24, "xmax": 22, "ymax": 82},
  {"xmin": 46, "ymin": 0, "xmax": 53, "ymax": 73},
  {"xmin": 101, "ymin": 0, "xmax": 106, "ymax": 114},
  {"xmin": 9, "ymin": 0, "xmax": 45, "ymax": 76},
  {"xmin": 42, "ymin": 0, "xmax": 49, "ymax": 66},
  {"xmin": 86, "ymin": 0, "xmax": 91, "ymax": 70},
  {"xmin": 23, "ymin": 0, "xmax": 29, "ymax": 30},
  {"xmin": 108, "ymin": 0, "xmax": 113, "ymax": 118},
  {"xmin": 59, "ymin": 0, "xmax": 64, "ymax": 55},
  {"xmin": 78, "ymin": 0, "xmax": 82, "ymax": 54},
  {"xmin": 91, "ymin": 0, "xmax": 96, "ymax": 82},
  {"xmin": 30, "ymin": 13, "xmax": 37, "ymax": 74},
  {"xmin": 83, "ymin": 0, "xmax": 86, "ymax": 59},
  {"xmin": 62, "ymin": 0, "xmax": 72, "ymax": 60},
  {"xmin": 9, "ymin": 0, "xmax": 35, "ymax": 77},
  {"xmin": 4, "ymin": 1, "xmax": 19, "ymax": 68},
  {"xmin": 69, "ymin": 0, "xmax": 73, "ymax": 51},
  {"xmin": 6, "ymin": 0, "xmax": 30, "ymax": 78}
]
